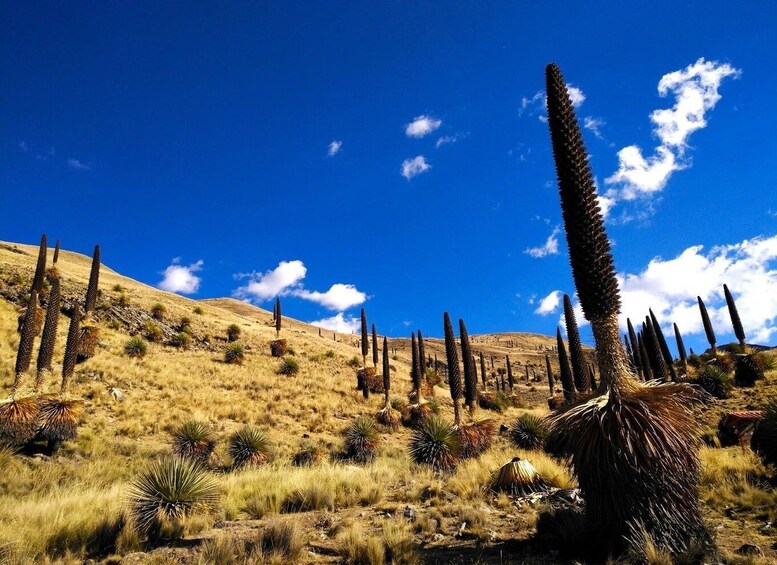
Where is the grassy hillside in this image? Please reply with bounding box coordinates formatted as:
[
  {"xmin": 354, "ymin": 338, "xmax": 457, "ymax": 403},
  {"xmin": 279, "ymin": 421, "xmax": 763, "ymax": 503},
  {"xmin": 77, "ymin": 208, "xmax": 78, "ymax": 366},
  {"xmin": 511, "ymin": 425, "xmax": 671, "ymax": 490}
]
[{"xmin": 0, "ymin": 240, "xmax": 775, "ymax": 564}]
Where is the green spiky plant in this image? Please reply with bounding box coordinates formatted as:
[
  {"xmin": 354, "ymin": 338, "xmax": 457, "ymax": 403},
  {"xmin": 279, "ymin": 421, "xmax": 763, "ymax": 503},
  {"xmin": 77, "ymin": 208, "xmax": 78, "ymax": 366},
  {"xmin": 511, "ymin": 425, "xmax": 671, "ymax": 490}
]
[
  {"xmin": 696, "ymin": 365, "xmax": 732, "ymax": 399},
  {"xmin": 84, "ymin": 244, "xmax": 100, "ymax": 314},
  {"xmin": 509, "ymin": 414, "xmax": 549, "ymax": 450},
  {"xmin": 564, "ymin": 294, "xmax": 589, "ymax": 392},
  {"xmin": 35, "ymin": 277, "xmax": 61, "ymax": 391},
  {"xmin": 229, "ymin": 425, "xmax": 273, "ymax": 468},
  {"xmin": 224, "ymin": 342, "xmax": 245, "ymax": 365},
  {"xmin": 360, "ymin": 308, "xmax": 368, "ymax": 368},
  {"xmin": 227, "ymin": 323, "xmax": 241, "ymax": 342},
  {"xmin": 723, "ymin": 284, "xmax": 747, "ymax": 349},
  {"xmin": 627, "ymin": 318, "xmax": 642, "ymax": 379},
  {"xmin": 151, "ymin": 303, "xmax": 166, "ymax": 321},
  {"xmin": 674, "ymin": 323, "xmax": 688, "ymax": 376},
  {"xmin": 376, "ymin": 336, "xmax": 401, "ymax": 428},
  {"xmin": 30, "ymin": 234, "xmax": 48, "ymax": 294},
  {"xmin": 172, "ymin": 420, "xmax": 217, "ymax": 465},
  {"xmin": 409, "ymin": 414, "xmax": 461, "ymax": 472},
  {"xmin": 697, "ymin": 296, "xmax": 717, "ymax": 355},
  {"xmin": 544, "ymin": 62, "xmax": 707, "ymax": 557},
  {"xmin": 372, "ymin": 324, "xmax": 378, "ymax": 368},
  {"xmin": 125, "ymin": 336, "xmax": 148, "ymax": 359},
  {"xmin": 555, "ymin": 328, "xmax": 575, "ymax": 403},
  {"xmin": 459, "ymin": 318, "xmax": 478, "ymax": 414},
  {"xmin": 443, "ymin": 312, "xmax": 462, "ymax": 426},
  {"xmin": 643, "ymin": 318, "xmax": 669, "ymax": 382},
  {"xmin": 344, "ymin": 416, "xmax": 379, "ymax": 463},
  {"xmin": 128, "ymin": 456, "xmax": 219, "ymax": 540},
  {"xmin": 649, "ymin": 309, "xmax": 677, "ymax": 382},
  {"xmin": 275, "ymin": 298, "xmax": 282, "ymax": 338}
]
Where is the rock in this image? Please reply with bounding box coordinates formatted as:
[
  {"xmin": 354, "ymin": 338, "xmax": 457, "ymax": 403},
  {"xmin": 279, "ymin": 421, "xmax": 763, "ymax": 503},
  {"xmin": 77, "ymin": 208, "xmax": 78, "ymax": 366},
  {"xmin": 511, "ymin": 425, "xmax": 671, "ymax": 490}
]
[
  {"xmin": 109, "ymin": 387, "xmax": 125, "ymax": 402},
  {"xmin": 735, "ymin": 544, "xmax": 763, "ymax": 557},
  {"xmin": 403, "ymin": 505, "xmax": 417, "ymax": 522}
]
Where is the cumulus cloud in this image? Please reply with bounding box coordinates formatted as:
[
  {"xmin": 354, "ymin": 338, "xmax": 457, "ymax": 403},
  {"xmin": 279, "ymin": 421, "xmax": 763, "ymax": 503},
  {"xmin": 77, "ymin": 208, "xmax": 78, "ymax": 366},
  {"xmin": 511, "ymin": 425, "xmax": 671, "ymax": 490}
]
[
  {"xmin": 604, "ymin": 58, "xmax": 740, "ymax": 212},
  {"xmin": 525, "ymin": 226, "xmax": 561, "ymax": 258},
  {"xmin": 401, "ymin": 155, "xmax": 431, "ymax": 180},
  {"xmin": 294, "ymin": 283, "xmax": 367, "ymax": 311},
  {"xmin": 535, "ymin": 290, "xmax": 562, "ymax": 315},
  {"xmin": 327, "ymin": 140, "xmax": 342, "ymax": 156},
  {"xmin": 405, "ymin": 115, "xmax": 442, "ymax": 138},
  {"xmin": 234, "ymin": 260, "xmax": 307, "ymax": 301},
  {"xmin": 309, "ymin": 312, "xmax": 361, "ymax": 333},
  {"xmin": 67, "ymin": 158, "xmax": 92, "ymax": 171},
  {"xmin": 540, "ymin": 234, "xmax": 777, "ymax": 346},
  {"xmin": 158, "ymin": 259, "xmax": 204, "ymax": 295}
]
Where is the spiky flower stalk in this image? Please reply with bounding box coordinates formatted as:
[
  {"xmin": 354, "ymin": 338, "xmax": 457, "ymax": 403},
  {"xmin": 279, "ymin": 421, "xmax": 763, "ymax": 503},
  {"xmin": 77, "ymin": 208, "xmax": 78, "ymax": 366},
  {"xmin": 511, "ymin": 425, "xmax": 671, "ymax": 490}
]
[
  {"xmin": 555, "ymin": 327, "xmax": 575, "ymax": 403},
  {"xmin": 627, "ymin": 318, "xmax": 642, "ymax": 379},
  {"xmin": 697, "ymin": 296, "xmax": 716, "ymax": 354},
  {"xmin": 61, "ymin": 303, "xmax": 81, "ymax": 392},
  {"xmin": 417, "ymin": 330, "xmax": 426, "ymax": 376},
  {"xmin": 649, "ymin": 309, "xmax": 677, "ymax": 382},
  {"xmin": 13, "ymin": 292, "xmax": 39, "ymax": 394},
  {"xmin": 643, "ymin": 318, "xmax": 669, "ymax": 382},
  {"xmin": 546, "ymin": 354, "xmax": 554, "ymax": 395},
  {"xmin": 506, "ymin": 355, "xmax": 515, "ymax": 391},
  {"xmin": 84, "ymin": 245, "xmax": 100, "ymax": 314},
  {"xmin": 371, "ymin": 324, "xmax": 379, "ymax": 368},
  {"xmin": 275, "ymin": 298, "xmax": 282, "ymax": 338},
  {"xmin": 623, "ymin": 334, "xmax": 635, "ymax": 371},
  {"xmin": 674, "ymin": 323, "xmax": 688, "ymax": 374},
  {"xmin": 545, "ymin": 62, "xmax": 706, "ymax": 554},
  {"xmin": 53, "ymin": 240, "xmax": 60, "ymax": 264},
  {"xmin": 31, "ymin": 234, "xmax": 48, "ymax": 294},
  {"xmin": 36, "ymin": 278, "xmax": 61, "ymax": 390},
  {"xmin": 443, "ymin": 312, "xmax": 462, "ymax": 426},
  {"xmin": 563, "ymin": 294, "xmax": 589, "ymax": 391},
  {"xmin": 638, "ymin": 332, "xmax": 653, "ymax": 381},
  {"xmin": 360, "ymin": 308, "xmax": 368, "ymax": 367},
  {"xmin": 723, "ymin": 284, "xmax": 746, "ymax": 349},
  {"xmin": 459, "ymin": 319, "xmax": 478, "ymax": 414},
  {"xmin": 382, "ymin": 336, "xmax": 390, "ymax": 406},
  {"xmin": 411, "ymin": 332, "xmax": 422, "ymax": 398},
  {"xmin": 479, "ymin": 352, "xmax": 487, "ymax": 389}
]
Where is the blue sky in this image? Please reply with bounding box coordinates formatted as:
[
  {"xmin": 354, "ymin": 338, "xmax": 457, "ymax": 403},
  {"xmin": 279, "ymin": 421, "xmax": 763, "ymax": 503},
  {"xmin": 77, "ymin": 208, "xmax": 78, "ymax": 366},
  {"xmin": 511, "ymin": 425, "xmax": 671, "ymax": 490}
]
[{"xmin": 2, "ymin": 2, "xmax": 777, "ymax": 350}]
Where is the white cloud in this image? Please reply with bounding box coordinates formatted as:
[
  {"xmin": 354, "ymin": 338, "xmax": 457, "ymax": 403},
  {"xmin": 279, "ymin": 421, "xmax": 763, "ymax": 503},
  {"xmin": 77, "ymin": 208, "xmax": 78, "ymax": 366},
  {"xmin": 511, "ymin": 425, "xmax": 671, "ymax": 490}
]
[
  {"xmin": 583, "ymin": 116, "xmax": 606, "ymax": 139},
  {"xmin": 535, "ymin": 290, "xmax": 562, "ymax": 315},
  {"xmin": 566, "ymin": 85, "xmax": 586, "ymax": 108},
  {"xmin": 520, "ymin": 83, "xmax": 584, "ymax": 120},
  {"xmin": 401, "ymin": 155, "xmax": 431, "ymax": 180},
  {"xmin": 327, "ymin": 140, "xmax": 342, "ymax": 156},
  {"xmin": 525, "ymin": 226, "xmax": 561, "ymax": 258},
  {"xmin": 405, "ymin": 115, "xmax": 442, "ymax": 138},
  {"xmin": 234, "ymin": 260, "xmax": 307, "ymax": 301},
  {"xmin": 158, "ymin": 259, "xmax": 204, "ymax": 295},
  {"xmin": 309, "ymin": 312, "xmax": 361, "ymax": 333},
  {"xmin": 436, "ymin": 133, "xmax": 467, "ymax": 148},
  {"xmin": 604, "ymin": 58, "xmax": 740, "ymax": 212},
  {"xmin": 67, "ymin": 158, "xmax": 92, "ymax": 171},
  {"xmin": 551, "ymin": 235, "xmax": 777, "ymax": 345},
  {"xmin": 294, "ymin": 283, "xmax": 367, "ymax": 311}
]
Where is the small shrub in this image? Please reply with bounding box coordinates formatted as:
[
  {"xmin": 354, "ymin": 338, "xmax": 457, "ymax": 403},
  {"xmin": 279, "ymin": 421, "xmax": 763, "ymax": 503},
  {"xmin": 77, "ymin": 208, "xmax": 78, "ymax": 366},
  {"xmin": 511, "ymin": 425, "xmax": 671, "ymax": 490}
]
[
  {"xmin": 128, "ymin": 456, "xmax": 219, "ymax": 539},
  {"xmin": 171, "ymin": 332, "xmax": 192, "ymax": 350},
  {"xmin": 509, "ymin": 414, "xmax": 549, "ymax": 450},
  {"xmin": 229, "ymin": 425, "xmax": 273, "ymax": 468},
  {"xmin": 227, "ymin": 324, "xmax": 241, "ymax": 342},
  {"xmin": 112, "ymin": 283, "xmax": 124, "ymax": 292},
  {"xmin": 151, "ymin": 303, "xmax": 166, "ymax": 320},
  {"xmin": 292, "ymin": 443, "xmax": 324, "ymax": 466},
  {"xmin": 179, "ymin": 316, "xmax": 192, "ymax": 330},
  {"xmin": 277, "ymin": 357, "xmax": 299, "ymax": 376},
  {"xmin": 172, "ymin": 420, "xmax": 216, "ymax": 465},
  {"xmin": 117, "ymin": 293, "xmax": 129, "ymax": 307},
  {"xmin": 325, "ymin": 349, "xmax": 335, "ymax": 358},
  {"xmin": 347, "ymin": 356, "xmax": 361, "ymax": 368},
  {"xmin": 143, "ymin": 321, "xmax": 163, "ymax": 342},
  {"xmin": 124, "ymin": 336, "xmax": 148, "ymax": 358},
  {"xmin": 409, "ymin": 415, "xmax": 460, "ymax": 472},
  {"xmin": 345, "ymin": 416, "xmax": 379, "ymax": 463},
  {"xmin": 193, "ymin": 306, "xmax": 204, "ymax": 315},
  {"xmin": 258, "ymin": 519, "xmax": 305, "ymax": 562},
  {"xmin": 224, "ymin": 343, "xmax": 245, "ymax": 365},
  {"xmin": 696, "ymin": 365, "xmax": 732, "ymax": 399}
]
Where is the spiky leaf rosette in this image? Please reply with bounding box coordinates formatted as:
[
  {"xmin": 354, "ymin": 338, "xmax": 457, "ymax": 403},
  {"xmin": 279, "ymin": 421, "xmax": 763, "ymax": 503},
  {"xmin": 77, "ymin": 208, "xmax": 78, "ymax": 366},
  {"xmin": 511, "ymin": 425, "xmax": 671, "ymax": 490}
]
[
  {"xmin": 459, "ymin": 319, "xmax": 478, "ymax": 412},
  {"xmin": 509, "ymin": 414, "xmax": 549, "ymax": 450},
  {"xmin": 723, "ymin": 284, "xmax": 747, "ymax": 348},
  {"xmin": 643, "ymin": 319, "xmax": 669, "ymax": 382},
  {"xmin": 751, "ymin": 400, "xmax": 777, "ymax": 466},
  {"xmin": 36, "ymin": 397, "xmax": 83, "ymax": 446},
  {"xmin": 546, "ymin": 354, "xmax": 554, "ymax": 395},
  {"xmin": 491, "ymin": 457, "xmax": 549, "ymax": 496},
  {"xmin": 31, "ymin": 234, "xmax": 48, "ymax": 294},
  {"xmin": 275, "ymin": 298, "xmax": 282, "ymax": 337},
  {"xmin": 649, "ymin": 309, "xmax": 677, "ymax": 382},
  {"xmin": 443, "ymin": 312, "xmax": 462, "ymax": 425},
  {"xmin": 480, "ymin": 352, "xmax": 487, "ymax": 389},
  {"xmin": 84, "ymin": 245, "xmax": 100, "ymax": 314},
  {"xmin": 372, "ymin": 324, "xmax": 379, "ymax": 367},
  {"xmin": 382, "ymin": 336, "xmax": 391, "ymax": 404},
  {"xmin": 556, "ymin": 328, "xmax": 575, "ymax": 403},
  {"xmin": 409, "ymin": 415, "xmax": 461, "ymax": 472},
  {"xmin": 345, "ymin": 416, "xmax": 379, "ymax": 463},
  {"xmin": 564, "ymin": 294, "xmax": 589, "ymax": 392},
  {"xmin": 128, "ymin": 456, "xmax": 219, "ymax": 537},
  {"xmin": 36, "ymin": 278, "xmax": 61, "ymax": 390},
  {"xmin": 697, "ymin": 296, "xmax": 716, "ymax": 354},
  {"xmin": 61, "ymin": 303, "xmax": 81, "ymax": 391},
  {"xmin": 547, "ymin": 383, "xmax": 708, "ymax": 554},
  {"xmin": 697, "ymin": 366, "xmax": 732, "ymax": 399},
  {"xmin": 673, "ymin": 323, "xmax": 688, "ymax": 373},
  {"xmin": 360, "ymin": 308, "xmax": 368, "ymax": 362},
  {"xmin": 229, "ymin": 425, "xmax": 273, "ymax": 468},
  {"xmin": 14, "ymin": 291, "xmax": 39, "ymax": 391},
  {"xmin": 172, "ymin": 420, "xmax": 216, "ymax": 465},
  {"xmin": 734, "ymin": 354, "xmax": 764, "ymax": 387},
  {"xmin": 410, "ymin": 332, "xmax": 422, "ymax": 396},
  {"xmin": 0, "ymin": 396, "xmax": 39, "ymax": 446},
  {"xmin": 627, "ymin": 318, "xmax": 642, "ymax": 378}
]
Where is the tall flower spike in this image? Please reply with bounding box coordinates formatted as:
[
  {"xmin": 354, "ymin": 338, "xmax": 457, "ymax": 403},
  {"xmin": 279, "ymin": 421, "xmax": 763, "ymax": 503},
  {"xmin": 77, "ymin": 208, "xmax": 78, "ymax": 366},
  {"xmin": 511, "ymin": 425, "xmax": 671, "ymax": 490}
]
[
  {"xmin": 410, "ymin": 332, "xmax": 422, "ymax": 397},
  {"xmin": 627, "ymin": 318, "xmax": 642, "ymax": 378},
  {"xmin": 674, "ymin": 323, "xmax": 688, "ymax": 374},
  {"xmin": 697, "ymin": 296, "xmax": 717, "ymax": 354},
  {"xmin": 443, "ymin": 312, "xmax": 462, "ymax": 426},
  {"xmin": 545, "ymin": 354, "xmax": 554, "ymax": 395},
  {"xmin": 649, "ymin": 309, "xmax": 677, "ymax": 381},
  {"xmin": 275, "ymin": 298, "xmax": 281, "ymax": 337},
  {"xmin": 61, "ymin": 303, "xmax": 81, "ymax": 392},
  {"xmin": 479, "ymin": 352, "xmax": 487, "ymax": 389},
  {"xmin": 371, "ymin": 324, "xmax": 378, "ymax": 368},
  {"xmin": 52, "ymin": 239, "xmax": 60, "ymax": 264},
  {"xmin": 723, "ymin": 284, "xmax": 746, "ymax": 349},
  {"xmin": 459, "ymin": 319, "xmax": 478, "ymax": 413},
  {"xmin": 564, "ymin": 294, "xmax": 589, "ymax": 391},
  {"xmin": 36, "ymin": 278, "xmax": 61, "ymax": 390},
  {"xmin": 555, "ymin": 327, "xmax": 575, "ymax": 403},
  {"xmin": 14, "ymin": 292, "xmax": 39, "ymax": 393},
  {"xmin": 382, "ymin": 336, "xmax": 390, "ymax": 405},
  {"xmin": 31, "ymin": 234, "xmax": 48, "ymax": 294},
  {"xmin": 84, "ymin": 244, "xmax": 100, "ymax": 314},
  {"xmin": 360, "ymin": 308, "xmax": 368, "ymax": 366}
]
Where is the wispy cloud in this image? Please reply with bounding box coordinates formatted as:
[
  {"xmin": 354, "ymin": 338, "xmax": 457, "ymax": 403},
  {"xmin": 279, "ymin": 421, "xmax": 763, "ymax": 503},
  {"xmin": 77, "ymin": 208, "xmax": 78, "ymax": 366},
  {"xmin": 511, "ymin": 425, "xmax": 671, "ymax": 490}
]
[
  {"xmin": 19, "ymin": 141, "xmax": 28, "ymax": 152},
  {"xmin": 401, "ymin": 155, "xmax": 431, "ymax": 180},
  {"xmin": 294, "ymin": 283, "xmax": 367, "ymax": 311},
  {"xmin": 158, "ymin": 259, "xmax": 204, "ymax": 295},
  {"xmin": 535, "ymin": 290, "xmax": 562, "ymax": 315},
  {"xmin": 67, "ymin": 158, "xmax": 92, "ymax": 171},
  {"xmin": 520, "ymin": 83, "xmax": 584, "ymax": 120},
  {"xmin": 309, "ymin": 312, "xmax": 361, "ymax": 333},
  {"xmin": 583, "ymin": 116, "xmax": 606, "ymax": 140},
  {"xmin": 603, "ymin": 58, "xmax": 740, "ymax": 215},
  {"xmin": 525, "ymin": 226, "xmax": 561, "ymax": 258},
  {"xmin": 435, "ymin": 133, "xmax": 467, "ymax": 148},
  {"xmin": 405, "ymin": 115, "xmax": 442, "ymax": 138},
  {"xmin": 327, "ymin": 140, "xmax": 342, "ymax": 157}
]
